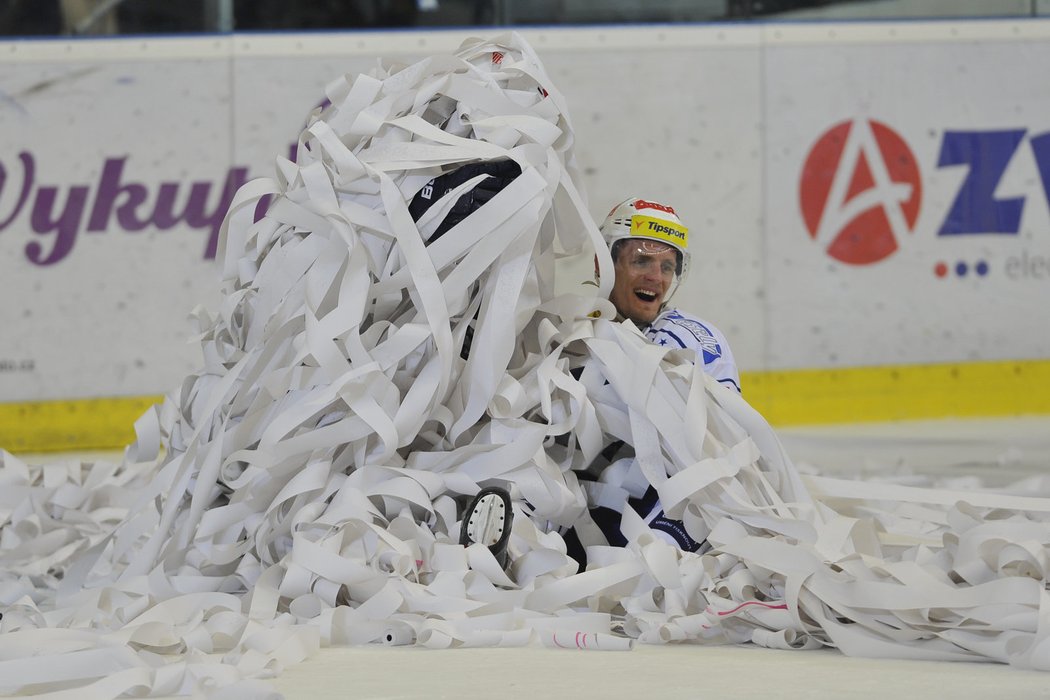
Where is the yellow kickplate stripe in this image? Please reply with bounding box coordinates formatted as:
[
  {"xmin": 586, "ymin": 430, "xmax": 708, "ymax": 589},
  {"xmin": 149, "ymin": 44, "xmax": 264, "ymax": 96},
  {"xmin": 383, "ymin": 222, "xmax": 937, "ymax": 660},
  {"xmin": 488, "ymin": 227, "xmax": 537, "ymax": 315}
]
[
  {"xmin": 0, "ymin": 395, "xmax": 163, "ymax": 453},
  {"xmin": 743, "ymin": 358, "xmax": 1050, "ymax": 426},
  {"xmin": 2, "ymin": 359, "xmax": 1048, "ymax": 453}
]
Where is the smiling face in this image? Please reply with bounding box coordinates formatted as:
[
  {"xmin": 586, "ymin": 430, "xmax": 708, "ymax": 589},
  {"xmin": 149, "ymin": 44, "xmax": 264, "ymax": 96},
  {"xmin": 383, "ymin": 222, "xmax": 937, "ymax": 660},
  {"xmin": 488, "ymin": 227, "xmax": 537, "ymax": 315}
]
[{"xmin": 608, "ymin": 239, "xmax": 680, "ymax": 324}]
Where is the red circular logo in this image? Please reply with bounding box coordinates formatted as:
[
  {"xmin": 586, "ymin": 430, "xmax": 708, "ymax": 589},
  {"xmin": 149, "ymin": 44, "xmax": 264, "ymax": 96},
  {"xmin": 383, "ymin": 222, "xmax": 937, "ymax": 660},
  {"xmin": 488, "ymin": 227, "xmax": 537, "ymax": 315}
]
[{"xmin": 799, "ymin": 119, "xmax": 922, "ymax": 265}]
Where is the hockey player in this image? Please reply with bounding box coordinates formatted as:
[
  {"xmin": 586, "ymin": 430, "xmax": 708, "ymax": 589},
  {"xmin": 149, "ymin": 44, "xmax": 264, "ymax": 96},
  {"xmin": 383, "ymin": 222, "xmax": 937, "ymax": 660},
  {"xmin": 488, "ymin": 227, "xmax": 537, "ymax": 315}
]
[
  {"xmin": 600, "ymin": 197, "xmax": 741, "ymax": 394},
  {"xmin": 581, "ymin": 197, "xmax": 742, "ymax": 555}
]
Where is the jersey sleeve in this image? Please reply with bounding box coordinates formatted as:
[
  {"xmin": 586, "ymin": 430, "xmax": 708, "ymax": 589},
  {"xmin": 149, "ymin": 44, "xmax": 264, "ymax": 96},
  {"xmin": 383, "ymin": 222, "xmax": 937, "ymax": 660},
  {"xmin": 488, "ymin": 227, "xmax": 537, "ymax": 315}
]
[{"xmin": 705, "ymin": 329, "xmax": 741, "ymax": 394}]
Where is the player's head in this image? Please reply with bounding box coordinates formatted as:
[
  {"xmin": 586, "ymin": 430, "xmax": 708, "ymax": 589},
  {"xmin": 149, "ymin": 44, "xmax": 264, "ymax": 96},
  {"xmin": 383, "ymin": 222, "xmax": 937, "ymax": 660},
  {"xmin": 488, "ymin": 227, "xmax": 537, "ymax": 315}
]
[{"xmin": 599, "ymin": 198, "xmax": 690, "ymax": 324}]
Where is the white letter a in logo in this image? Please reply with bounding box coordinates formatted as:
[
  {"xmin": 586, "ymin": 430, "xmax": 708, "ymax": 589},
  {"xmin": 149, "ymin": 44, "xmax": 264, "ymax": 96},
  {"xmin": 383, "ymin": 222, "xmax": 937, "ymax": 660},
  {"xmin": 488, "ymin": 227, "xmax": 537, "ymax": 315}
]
[{"xmin": 814, "ymin": 119, "xmax": 914, "ymax": 250}]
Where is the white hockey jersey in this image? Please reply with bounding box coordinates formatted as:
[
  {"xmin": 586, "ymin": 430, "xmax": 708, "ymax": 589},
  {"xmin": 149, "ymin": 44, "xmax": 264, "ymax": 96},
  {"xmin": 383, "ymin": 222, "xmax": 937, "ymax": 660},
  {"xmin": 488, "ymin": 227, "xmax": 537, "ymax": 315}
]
[
  {"xmin": 641, "ymin": 308, "xmax": 741, "ymax": 393},
  {"xmin": 586, "ymin": 307, "xmax": 744, "ymax": 554}
]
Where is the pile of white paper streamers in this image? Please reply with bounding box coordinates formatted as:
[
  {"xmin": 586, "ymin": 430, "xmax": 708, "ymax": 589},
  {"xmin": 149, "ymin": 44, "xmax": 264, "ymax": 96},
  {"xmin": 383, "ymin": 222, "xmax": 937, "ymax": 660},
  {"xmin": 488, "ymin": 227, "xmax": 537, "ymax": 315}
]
[{"xmin": 3, "ymin": 32, "xmax": 1050, "ymax": 698}]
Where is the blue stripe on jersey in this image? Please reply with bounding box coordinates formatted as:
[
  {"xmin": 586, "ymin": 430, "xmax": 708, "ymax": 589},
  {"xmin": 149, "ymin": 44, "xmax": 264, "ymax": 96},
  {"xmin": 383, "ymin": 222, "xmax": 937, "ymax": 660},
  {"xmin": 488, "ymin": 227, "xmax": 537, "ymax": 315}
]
[{"xmin": 652, "ymin": 328, "xmax": 688, "ymax": 349}]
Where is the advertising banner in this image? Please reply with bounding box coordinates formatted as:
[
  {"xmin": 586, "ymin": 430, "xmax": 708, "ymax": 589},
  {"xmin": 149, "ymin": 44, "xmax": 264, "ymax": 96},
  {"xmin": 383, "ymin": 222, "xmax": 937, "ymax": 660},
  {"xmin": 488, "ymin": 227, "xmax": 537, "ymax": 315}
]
[
  {"xmin": 0, "ymin": 48, "xmax": 233, "ymax": 400},
  {"xmin": 765, "ymin": 28, "xmax": 1050, "ymax": 369}
]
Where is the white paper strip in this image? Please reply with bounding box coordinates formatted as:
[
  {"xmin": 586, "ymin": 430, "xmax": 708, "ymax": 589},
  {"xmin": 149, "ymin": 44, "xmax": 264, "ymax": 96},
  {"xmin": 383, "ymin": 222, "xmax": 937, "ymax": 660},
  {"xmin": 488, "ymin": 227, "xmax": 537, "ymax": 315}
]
[{"xmin": 2, "ymin": 31, "xmax": 1050, "ymax": 699}]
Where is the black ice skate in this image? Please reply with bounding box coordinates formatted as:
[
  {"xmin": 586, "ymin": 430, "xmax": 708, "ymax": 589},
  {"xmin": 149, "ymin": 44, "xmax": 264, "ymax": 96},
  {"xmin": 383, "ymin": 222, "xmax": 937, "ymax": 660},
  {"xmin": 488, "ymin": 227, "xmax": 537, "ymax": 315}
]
[{"xmin": 459, "ymin": 486, "xmax": 513, "ymax": 568}]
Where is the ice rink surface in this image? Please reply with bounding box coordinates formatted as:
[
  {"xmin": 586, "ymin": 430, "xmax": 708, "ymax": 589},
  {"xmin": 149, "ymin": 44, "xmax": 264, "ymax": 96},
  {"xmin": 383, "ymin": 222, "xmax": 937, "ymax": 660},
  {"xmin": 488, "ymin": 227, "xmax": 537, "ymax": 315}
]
[
  {"xmin": 21, "ymin": 416, "xmax": 1050, "ymax": 699},
  {"xmin": 267, "ymin": 642, "xmax": 1050, "ymax": 700}
]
